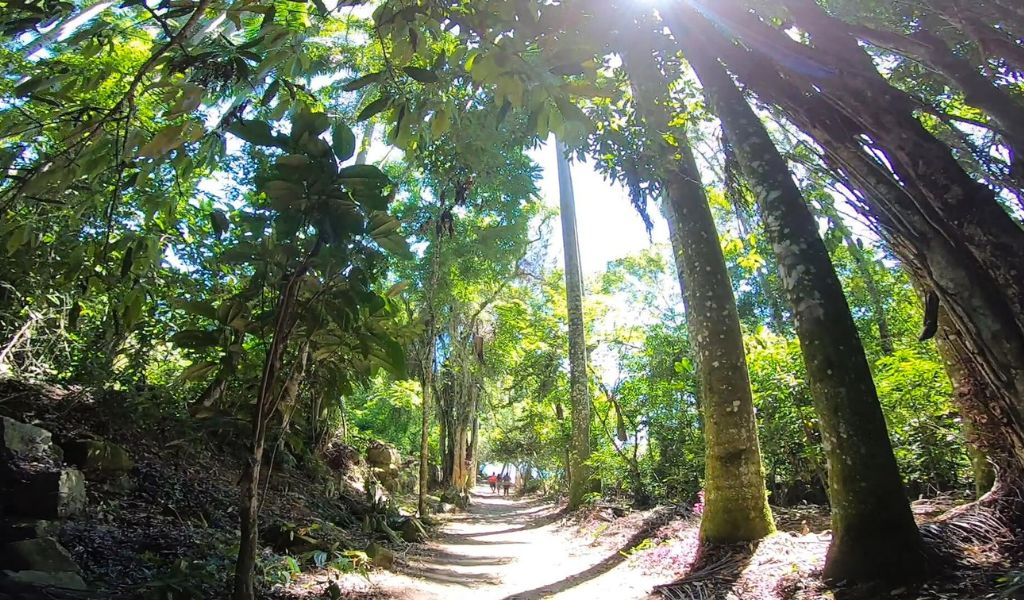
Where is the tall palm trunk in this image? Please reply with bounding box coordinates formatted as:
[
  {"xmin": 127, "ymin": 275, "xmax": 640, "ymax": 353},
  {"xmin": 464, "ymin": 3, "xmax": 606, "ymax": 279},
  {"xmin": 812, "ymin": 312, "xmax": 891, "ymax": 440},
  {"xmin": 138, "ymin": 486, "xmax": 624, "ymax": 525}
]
[
  {"xmin": 418, "ymin": 240, "xmax": 441, "ymax": 516},
  {"xmin": 677, "ymin": 34, "xmax": 927, "ymax": 581},
  {"xmin": 555, "ymin": 138, "xmax": 592, "ymax": 510},
  {"xmin": 622, "ymin": 47, "xmax": 774, "ymax": 543}
]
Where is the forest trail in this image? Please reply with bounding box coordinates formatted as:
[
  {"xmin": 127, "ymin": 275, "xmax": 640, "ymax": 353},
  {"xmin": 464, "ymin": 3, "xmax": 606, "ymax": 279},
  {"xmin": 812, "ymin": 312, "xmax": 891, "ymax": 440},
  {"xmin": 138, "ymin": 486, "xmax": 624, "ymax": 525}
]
[{"xmin": 368, "ymin": 487, "xmax": 659, "ymax": 600}]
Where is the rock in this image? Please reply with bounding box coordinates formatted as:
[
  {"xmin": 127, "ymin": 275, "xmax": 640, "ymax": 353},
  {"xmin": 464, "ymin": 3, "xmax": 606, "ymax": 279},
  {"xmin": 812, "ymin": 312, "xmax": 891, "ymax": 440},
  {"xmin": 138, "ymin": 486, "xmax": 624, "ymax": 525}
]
[
  {"xmin": 98, "ymin": 473, "xmax": 136, "ymax": 495},
  {"xmin": 439, "ymin": 488, "xmax": 470, "ymax": 509},
  {"xmin": 0, "ymin": 538, "xmax": 80, "ymax": 573},
  {"xmin": 366, "ymin": 443, "xmax": 401, "ymax": 468},
  {"xmin": 380, "ymin": 477, "xmax": 399, "ymax": 494},
  {"xmin": 401, "ymin": 518, "xmax": 426, "ymax": 543},
  {"xmin": 0, "ymin": 417, "xmax": 61, "ymax": 463},
  {"xmin": 398, "ymin": 470, "xmax": 419, "ymax": 494},
  {"xmin": 1, "ymin": 570, "xmax": 88, "ymax": 591},
  {"xmin": 323, "ymin": 443, "xmax": 362, "ymax": 473},
  {"xmin": 62, "ymin": 439, "xmax": 133, "ymax": 478},
  {"xmin": 4, "ymin": 468, "xmax": 86, "ymax": 518},
  {"xmin": 365, "ymin": 542, "xmax": 394, "ymax": 569},
  {"xmin": 435, "ymin": 502, "xmax": 455, "ymax": 514},
  {"xmin": 0, "ymin": 520, "xmax": 59, "ymax": 542}
]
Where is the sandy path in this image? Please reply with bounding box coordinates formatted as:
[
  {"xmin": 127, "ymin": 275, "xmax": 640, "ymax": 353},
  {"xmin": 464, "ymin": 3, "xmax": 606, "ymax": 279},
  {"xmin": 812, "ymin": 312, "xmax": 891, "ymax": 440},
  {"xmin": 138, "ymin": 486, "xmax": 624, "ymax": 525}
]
[{"xmin": 369, "ymin": 486, "xmax": 659, "ymax": 600}]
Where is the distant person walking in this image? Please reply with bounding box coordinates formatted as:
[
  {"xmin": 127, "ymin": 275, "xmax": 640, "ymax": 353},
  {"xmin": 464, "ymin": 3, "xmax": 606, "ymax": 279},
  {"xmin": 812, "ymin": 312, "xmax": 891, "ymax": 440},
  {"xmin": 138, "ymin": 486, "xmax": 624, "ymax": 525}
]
[
  {"xmin": 488, "ymin": 472, "xmax": 498, "ymax": 493},
  {"xmin": 502, "ymin": 473, "xmax": 512, "ymax": 497}
]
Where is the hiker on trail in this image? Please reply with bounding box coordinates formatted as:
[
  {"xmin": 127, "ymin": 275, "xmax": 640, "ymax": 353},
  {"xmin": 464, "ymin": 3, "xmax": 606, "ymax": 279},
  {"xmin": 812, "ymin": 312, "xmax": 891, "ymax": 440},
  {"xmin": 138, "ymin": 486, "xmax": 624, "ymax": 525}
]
[
  {"xmin": 502, "ymin": 473, "xmax": 512, "ymax": 497},
  {"xmin": 488, "ymin": 472, "xmax": 498, "ymax": 493}
]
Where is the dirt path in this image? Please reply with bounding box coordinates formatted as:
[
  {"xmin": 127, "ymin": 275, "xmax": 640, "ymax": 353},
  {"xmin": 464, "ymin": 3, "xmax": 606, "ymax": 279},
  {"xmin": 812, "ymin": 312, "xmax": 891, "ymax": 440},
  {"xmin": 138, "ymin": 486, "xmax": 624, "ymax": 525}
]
[{"xmin": 368, "ymin": 486, "xmax": 660, "ymax": 600}]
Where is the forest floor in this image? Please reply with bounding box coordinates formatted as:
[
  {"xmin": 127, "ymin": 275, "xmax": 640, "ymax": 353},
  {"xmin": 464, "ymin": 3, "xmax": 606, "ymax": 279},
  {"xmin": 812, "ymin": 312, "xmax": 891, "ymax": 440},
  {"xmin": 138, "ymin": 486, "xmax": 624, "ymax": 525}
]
[
  {"xmin": 289, "ymin": 486, "xmax": 673, "ymax": 599},
  {"xmin": 296, "ymin": 488, "xmax": 1021, "ymax": 600},
  {"xmin": 2, "ymin": 380, "xmax": 1019, "ymax": 599}
]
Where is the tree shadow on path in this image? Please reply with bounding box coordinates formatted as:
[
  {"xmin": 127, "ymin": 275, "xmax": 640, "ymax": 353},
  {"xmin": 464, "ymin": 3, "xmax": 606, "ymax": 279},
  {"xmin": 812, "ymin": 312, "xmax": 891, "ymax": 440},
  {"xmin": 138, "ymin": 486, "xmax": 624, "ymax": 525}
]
[{"xmin": 499, "ymin": 509, "xmax": 674, "ymax": 600}]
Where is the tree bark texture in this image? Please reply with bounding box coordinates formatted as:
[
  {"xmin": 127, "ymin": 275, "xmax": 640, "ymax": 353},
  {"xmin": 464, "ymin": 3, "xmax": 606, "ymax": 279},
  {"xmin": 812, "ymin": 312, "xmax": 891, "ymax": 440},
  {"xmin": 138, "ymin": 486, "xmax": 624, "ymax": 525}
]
[
  {"xmin": 622, "ymin": 44, "xmax": 774, "ymax": 543},
  {"xmin": 679, "ymin": 35, "xmax": 927, "ymax": 580},
  {"xmin": 233, "ymin": 250, "xmax": 313, "ymax": 600},
  {"xmin": 684, "ymin": 0, "xmax": 1024, "ymax": 333},
  {"xmin": 690, "ymin": 16, "xmax": 1024, "ymax": 473},
  {"xmin": 555, "ymin": 137, "xmax": 592, "ymax": 510}
]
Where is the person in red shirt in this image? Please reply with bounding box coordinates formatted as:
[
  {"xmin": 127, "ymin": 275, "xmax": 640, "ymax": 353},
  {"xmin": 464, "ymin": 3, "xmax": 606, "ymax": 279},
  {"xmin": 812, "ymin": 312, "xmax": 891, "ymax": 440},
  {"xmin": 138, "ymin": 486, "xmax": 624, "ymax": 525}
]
[{"xmin": 487, "ymin": 472, "xmax": 498, "ymax": 493}]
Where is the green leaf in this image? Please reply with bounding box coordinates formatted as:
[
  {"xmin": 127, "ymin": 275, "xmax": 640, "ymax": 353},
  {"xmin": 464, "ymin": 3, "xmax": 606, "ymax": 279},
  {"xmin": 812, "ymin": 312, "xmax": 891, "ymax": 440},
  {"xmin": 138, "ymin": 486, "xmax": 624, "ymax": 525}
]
[
  {"xmin": 338, "ymin": 164, "xmax": 388, "ymax": 181},
  {"xmin": 356, "ymin": 97, "xmax": 390, "ymax": 122},
  {"xmin": 5, "ymin": 225, "xmax": 30, "ymax": 255},
  {"xmin": 211, "ymin": 210, "xmax": 230, "ymax": 239},
  {"xmin": 431, "ymin": 108, "xmax": 451, "ymax": 137},
  {"xmin": 376, "ymin": 333, "xmax": 407, "ymax": 378},
  {"xmin": 123, "ymin": 288, "xmax": 145, "ymax": 328},
  {"xmin": 227, "ymin": 119, "xmax": 285, "ymax": 148},
  {"xmin": 166, "ymin": 83, "xmax": 205, "ymax": 118},
  {"xmin": 342, "ymin": 72, "xmax": 382, "ymax": 92},
  {"xmin": 171, "ymin": 329, "xmax": 221, "ymax": 349},
  {"xmin": 276, "ymin": 154, "xmax": 310, "ymax": 169},
  {"xmin": 14, "ymin": 77, "xmax": 49, "ymax": 97},
  {"xmin": 332, "ymin": 121, "xmax": 357, "ymax": 162},
  {"xmin": 138, "ymin": 121, "xmax": 204, "ymax": 158},
  {"xmin": 291, "ymin": 108, "xmax": 330, "ymax": 142},
  {"xmin": 263, "ymin": 180, "xmax": 305, "ymax": 209},
  {"xmin": 402, "ymin": 66, "xmax": 439, "ymax": 83},
  {"xmin": 173, "ymin": 299, "xmax": 219, "ymax": 320},
  {"xmin": 386, "ymin": 281, "xmax": 410, "ymax": 297}
]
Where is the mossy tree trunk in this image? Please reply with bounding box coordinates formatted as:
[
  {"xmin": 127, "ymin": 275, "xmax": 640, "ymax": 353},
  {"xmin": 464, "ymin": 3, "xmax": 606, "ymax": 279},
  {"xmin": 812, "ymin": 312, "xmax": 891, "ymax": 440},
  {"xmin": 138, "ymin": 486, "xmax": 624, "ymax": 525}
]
[
  {"xmin": 555, "ymin": 138, "xmax": 592, "ymax": 510},
  {"xmin": 693, "ymin": 14, "xmax": 1024, "ymax": 474},
  {"xmin": 678, "ymin": 37, "xmax": 927, "ymax": 580},
  {"xmin": 622, "ymin": 45, "xmax": 774, "ymax": 544}
]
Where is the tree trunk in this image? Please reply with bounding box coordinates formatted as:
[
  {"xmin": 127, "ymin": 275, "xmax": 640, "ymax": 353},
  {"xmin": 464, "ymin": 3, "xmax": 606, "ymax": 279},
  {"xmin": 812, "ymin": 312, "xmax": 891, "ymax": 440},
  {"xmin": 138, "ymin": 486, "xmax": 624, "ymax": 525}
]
[
  {"xmin": 686, "ymin": 0, "xmax": 1024, "ymax": 333},
  {"xmin": 695, "ymin": 19, "xmax": 1024, "ymax": 471},
  {"xmin": 418, "ymin": 339, "xmax": 434, "ymax": 516},
  {"xmin": 355, "ymin": 121, "xmax": 374, "ymax": 165},
  {"xmin": 839, "ymin": 17, "xmax": 1024, "ymax": 176},
  {"xmin": 418, "ymin": 234, "xmax": 442, "ymax": 516},
  {"xmin": 622, "ymin": 44, "xmax": 774, "ymax": 544},
  {"xmin": 555, "ymin": 137, "xmax": 592, "ymax": 510},
  {"xmin": 233, "ymin": 251, "xmax": 313, "ymax": 600},
  {"xmin": 679, "ymin": 37, "xmax": 927, "ymax": 580},
  {"xmin": 767, "ymin": 0, "xmax": 1024, "ymax": 323}
]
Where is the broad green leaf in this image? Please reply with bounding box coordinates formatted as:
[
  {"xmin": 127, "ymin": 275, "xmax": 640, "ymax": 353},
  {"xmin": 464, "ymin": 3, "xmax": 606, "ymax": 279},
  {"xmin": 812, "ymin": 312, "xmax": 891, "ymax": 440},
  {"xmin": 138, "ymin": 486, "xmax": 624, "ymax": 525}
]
[
  {"xmin": 332, "ymin": 121, "xmax": 357, "ymax": 162},
  {"xmin": 357, "ymin": 96, "xmax": 390, "ymax": 122},
  {"xmin": 402, "ymin": 66, "xmax": 439, "ymax": 83},
  {"xmin": 166, "ymin": 83, "xmax": 205, "ymax": 118},
  {"xmin": 5, "ymin": 225, "xmax": 30, "ymax": 256},
  {"xmin": 431, "ymin": 109, "xmax": 451, "ymax": 137},
  {"xmin": 276, "ymin": 154, "xmax": 310, "ymax": 169},
  {"xmin": 138, "ymin": 121, "xmax": 204, "ymax": 158},
  {"xmin": 342, "ymin": 72, "xmax": 382, "ymax": 91},
  {"xmin": 386, "ymin": 281, "xmax": 410, "ymax": 297},
  {"xmin": 226, "ymin": 119, "xmax": 285, "ymax": 148},
  {"xmin": 338, "ymin": 164, "xmax": 388, "ymax": 181},
  {"xmin": 173, "ymin": 299, "xmax": 219, "ymax": 320},
  {"xmin": 291, "ymin": 108, "xmax": 330, "ymax": 142},
  {"xmin": 263, "ymin": 180, "xmax": 305, "ymax": 209},
  {"xmin": 171, "ymin": 329, "xmax": 221, "ymax": 349}
]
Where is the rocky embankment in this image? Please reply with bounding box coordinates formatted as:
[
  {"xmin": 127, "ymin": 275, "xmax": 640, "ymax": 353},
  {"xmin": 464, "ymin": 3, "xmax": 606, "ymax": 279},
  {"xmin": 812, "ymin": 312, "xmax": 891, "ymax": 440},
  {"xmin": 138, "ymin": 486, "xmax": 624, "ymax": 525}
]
[{"xmin": 1, "ymin": 415, "xmax": 132, "ymax": 594}]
